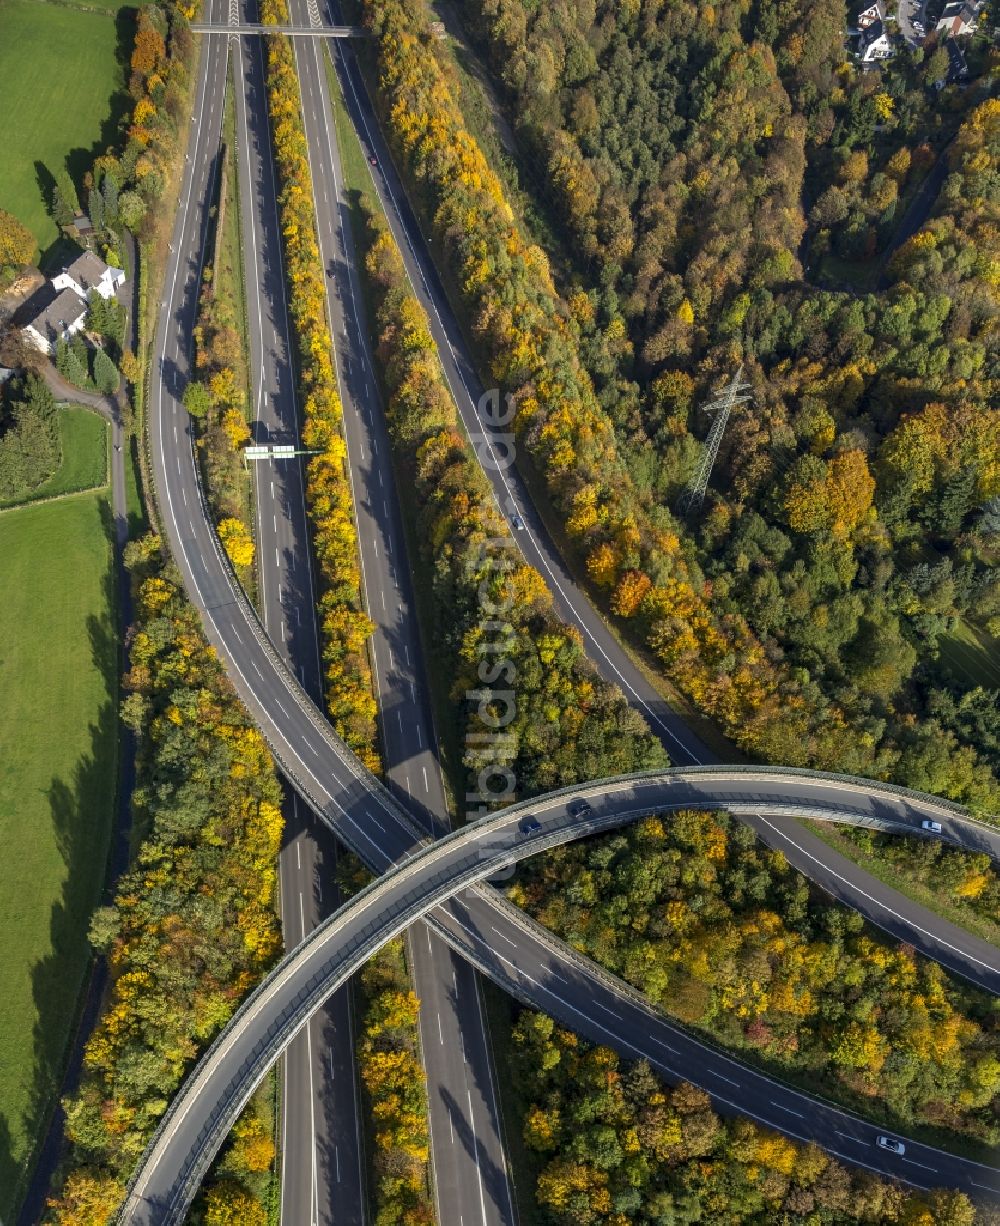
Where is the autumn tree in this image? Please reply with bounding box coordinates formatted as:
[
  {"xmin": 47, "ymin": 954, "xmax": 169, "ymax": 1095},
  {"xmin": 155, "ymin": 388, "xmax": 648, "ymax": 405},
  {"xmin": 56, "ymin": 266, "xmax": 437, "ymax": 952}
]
[{"xmin": 0, "ymin": 207, "xmax": 36, "ymax": 284}]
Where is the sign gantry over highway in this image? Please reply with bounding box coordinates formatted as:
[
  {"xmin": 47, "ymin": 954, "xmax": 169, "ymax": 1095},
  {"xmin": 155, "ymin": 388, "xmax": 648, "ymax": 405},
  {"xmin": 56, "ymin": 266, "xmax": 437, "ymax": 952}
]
[
  {"xmin": 243, "ymin": 444, "xmax": 310, "ymax": 465},
  {"xmin": 189, "ymin": 22, "xmax": 368, "ymax": 36}
]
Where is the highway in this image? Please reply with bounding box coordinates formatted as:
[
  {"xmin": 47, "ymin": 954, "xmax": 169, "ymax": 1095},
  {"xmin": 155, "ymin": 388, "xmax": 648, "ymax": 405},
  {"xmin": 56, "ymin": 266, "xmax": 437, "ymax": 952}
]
[
  {"xmin": 324, "ymin": 27, "xmax": 1000, "ymax": 993},
  {"xmin": 139, "ymin": 7, "xmax": 1000, "ymax": 1225},
  {"xmin": 246, "ymin": 0, "xmax": 517, "ymax": 1219},
  {"xmin": 120, "ymin": 769, "xmax": 1000, "ymax": 1223},
  {"xmin": 233, "ymin": 12, "xmax": 365, "ymax": 1224}
]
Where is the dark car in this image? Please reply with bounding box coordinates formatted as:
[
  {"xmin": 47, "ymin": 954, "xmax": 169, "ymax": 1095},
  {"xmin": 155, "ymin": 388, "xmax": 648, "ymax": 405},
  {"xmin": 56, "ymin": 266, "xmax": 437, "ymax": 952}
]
[
  {"xmin": 369, "ymin": 154, "xmax": 378, "ymax": 167},
  {"xmin": 568, "ymin": 799, "xmax": 592, "ymax": 819},
  {"xmin": 518, "ymin": 815, "xmax": 542, "ymax": 836}
]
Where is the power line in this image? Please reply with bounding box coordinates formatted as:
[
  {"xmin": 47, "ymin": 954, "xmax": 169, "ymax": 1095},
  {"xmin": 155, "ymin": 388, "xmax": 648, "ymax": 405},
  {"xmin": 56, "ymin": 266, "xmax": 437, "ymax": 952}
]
[{"xmin": 678, "ymin": 365, "xmax": 753, "ymax": 515}]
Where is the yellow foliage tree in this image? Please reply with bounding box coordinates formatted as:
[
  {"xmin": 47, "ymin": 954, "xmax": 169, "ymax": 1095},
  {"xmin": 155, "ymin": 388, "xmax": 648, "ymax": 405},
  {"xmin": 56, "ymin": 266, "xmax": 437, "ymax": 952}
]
[{"xmin": 218, "ymin": 517, "xmax": 255, "ymax": 569}]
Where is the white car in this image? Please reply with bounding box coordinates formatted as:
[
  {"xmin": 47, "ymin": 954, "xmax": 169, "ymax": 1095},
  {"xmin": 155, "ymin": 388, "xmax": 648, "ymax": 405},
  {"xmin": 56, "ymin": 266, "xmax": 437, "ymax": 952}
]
[
  {"xmin": 876, "ymin": 1136, "xmax": 906, "ymax": 1155},
  {"xmin": 921, "ymin": 819, "xmax": 942, "ymax": 834}
]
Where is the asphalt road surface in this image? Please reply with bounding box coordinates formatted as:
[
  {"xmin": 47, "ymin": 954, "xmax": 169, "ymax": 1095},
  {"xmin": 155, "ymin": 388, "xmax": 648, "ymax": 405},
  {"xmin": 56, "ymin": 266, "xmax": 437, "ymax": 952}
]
[
  {"xmin": 232, "ymin": 12, "xmax": 366, "ymax": 1225},
  {"xmin": 236, "ymin": 1, "xmax": 516, "ymax": 1220}
]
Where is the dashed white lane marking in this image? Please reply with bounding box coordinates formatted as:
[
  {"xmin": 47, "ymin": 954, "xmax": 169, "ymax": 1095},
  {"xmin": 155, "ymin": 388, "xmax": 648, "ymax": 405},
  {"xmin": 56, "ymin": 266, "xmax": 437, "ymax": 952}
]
[
  {"xmin": 422, "ymin": 766, "xmax": 429, "ymax": 792},
  {"xmin": 437, "ymin": 1013, "xmax": 444, "ymax": 1045},
  {"xmin": 648, "ymin": 1036, "xmax": 677, "ymax": 1054},
  {"xmin": 593, "ymin": 1000, "xmax": 622, "ymax": 1021},
  {"xmin": 490, "ymin": 925, "xmax": 517, "ymax": 948},
  {"xmin": 771, "ymin": 1102, "xmax": 805, "ymax": 1118}
]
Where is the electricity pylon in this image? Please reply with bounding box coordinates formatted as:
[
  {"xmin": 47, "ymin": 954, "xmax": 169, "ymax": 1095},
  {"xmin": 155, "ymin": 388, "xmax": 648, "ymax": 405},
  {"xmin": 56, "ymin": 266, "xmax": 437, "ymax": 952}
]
[{"xmin": 678, "ymin": 365, "xmax": 753, "ymax": 515}]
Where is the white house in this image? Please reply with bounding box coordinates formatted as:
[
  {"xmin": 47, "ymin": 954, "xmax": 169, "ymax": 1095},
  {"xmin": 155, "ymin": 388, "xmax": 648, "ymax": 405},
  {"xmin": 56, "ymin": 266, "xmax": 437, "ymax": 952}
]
[
  {"xmin": 51, "ymin": 250, "xmax": 124, "ymax": 302},
  {"xmin": 859, "ymin": 18, "xmax": 894, "ymax": 61},
  {"xmin": 22, "ymin": 288, "xmax": 89, "ymax": 355},
  {"xmin": 937, "ymin": 0, "xmax": 979, "ymax": 35},
  {"xmin": 857, "ymin": 1, "xmax": 883, "ymax": 29}
]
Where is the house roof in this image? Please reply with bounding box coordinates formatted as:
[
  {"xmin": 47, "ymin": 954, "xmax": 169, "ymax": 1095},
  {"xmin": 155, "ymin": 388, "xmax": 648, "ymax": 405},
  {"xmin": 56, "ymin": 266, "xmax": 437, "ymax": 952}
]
[
  {"xmin": 947, "ymin": 39, "xmax": 970, "ymax": 78},
  {"xmin": 861, "ymin": 18, "xmax": 887, "ymax": 44},
  {"xmin": 60, "ymin": 250, "xmax": 113, "ymax": 293},
  {"xmin": 27, "ymin": 287, "xmax": 88, "ymax": 338},
  {"xmin": 940, "ymin": 0, "xmax": 977, "ymax": 19}
]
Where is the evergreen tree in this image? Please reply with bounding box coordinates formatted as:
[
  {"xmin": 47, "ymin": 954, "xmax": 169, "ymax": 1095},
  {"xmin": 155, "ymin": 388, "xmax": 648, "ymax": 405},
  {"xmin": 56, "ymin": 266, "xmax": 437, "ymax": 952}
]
[
  {"xmin": 102, "ymin": 173, "xmax": 120, "ymax": 226},
  {"xmin": 52, "ymin": 168, "xmax": 80, "ymax": 227},
  {"xmin": 57, "ymin": 337, "xmax": 90, "ymax": 388},
  {"xmin": 93, "ymin": 347, "xmax": 120, "ymax": 395},
  {"xmin": 88, "ymin": 181, "xmax": 105, "ymax": 231}
]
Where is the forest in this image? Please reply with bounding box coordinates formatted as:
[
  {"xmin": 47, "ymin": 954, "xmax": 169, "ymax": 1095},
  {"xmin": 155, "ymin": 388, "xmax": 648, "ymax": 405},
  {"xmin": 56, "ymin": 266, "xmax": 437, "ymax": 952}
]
[
  {"xmin": 510, "ymin": 808, "xmax": 1000, "ymax": 1145},
  {"xmin": 510, "ymin": 1009, "xmax": 977, "ymax": 1224},
  {"xmin": 46, "ymin": 537, "xmax": 284, "ymax": 1223},
  {"xmin": 361, "ymin": 0, "xmax": 999, "ymax": 818}
]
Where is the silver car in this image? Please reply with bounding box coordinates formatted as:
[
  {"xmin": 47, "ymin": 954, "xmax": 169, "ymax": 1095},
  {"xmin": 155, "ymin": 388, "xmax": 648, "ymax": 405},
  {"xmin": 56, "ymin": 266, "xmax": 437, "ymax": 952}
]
[{"xmin": 876, "ymin": 1135, "xmax": 905, "ymax": 1155}]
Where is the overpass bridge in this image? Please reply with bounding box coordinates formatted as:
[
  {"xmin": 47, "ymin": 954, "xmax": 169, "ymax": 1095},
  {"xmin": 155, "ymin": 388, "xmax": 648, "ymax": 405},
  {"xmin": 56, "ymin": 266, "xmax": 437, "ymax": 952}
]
[{"xmin": 119, "ymin": 766, "xmax": 1000, "ymax": 1224}]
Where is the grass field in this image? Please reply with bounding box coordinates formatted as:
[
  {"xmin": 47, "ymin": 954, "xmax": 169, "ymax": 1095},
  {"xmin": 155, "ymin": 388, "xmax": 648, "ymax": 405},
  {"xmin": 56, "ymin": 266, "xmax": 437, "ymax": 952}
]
[
  {"xmin": 0, "ymin": 405, "xmax": 108, "ymax": 509},
  {"xmin": 0, "ymin": 0, "xmax": 130, "ymax": 256},
  {"xmin": 937, "ymin": 618, "xmax": 1000, "ymax": 690},
  {"xmin": 0, "ymin": 490, "xmax": 117, "ymax": 1220}
]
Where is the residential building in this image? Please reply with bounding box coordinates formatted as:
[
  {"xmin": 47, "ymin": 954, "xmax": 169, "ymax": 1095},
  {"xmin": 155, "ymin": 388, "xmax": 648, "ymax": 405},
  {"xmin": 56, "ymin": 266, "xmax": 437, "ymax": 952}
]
[
  {"xmin": 22, "ymin": 288, "xmax": 89, "ymax": 355},
  {"xmin": 936, "ymin": 0, "xmax": 979, "ymax": 35},
  {"xmin": 859, "ymin": 18, "xmax": 894, "ymax": 61},
  {"xmin": 51, "ymin": 250, "xmax": 124, "ymax": 302}
]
